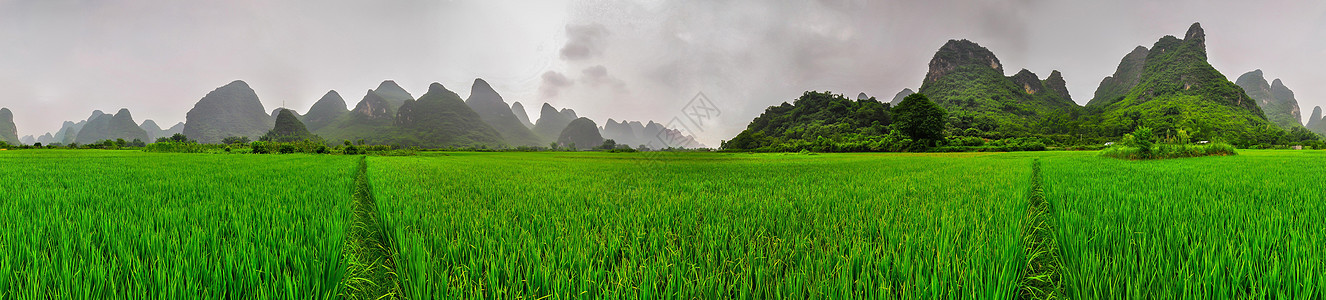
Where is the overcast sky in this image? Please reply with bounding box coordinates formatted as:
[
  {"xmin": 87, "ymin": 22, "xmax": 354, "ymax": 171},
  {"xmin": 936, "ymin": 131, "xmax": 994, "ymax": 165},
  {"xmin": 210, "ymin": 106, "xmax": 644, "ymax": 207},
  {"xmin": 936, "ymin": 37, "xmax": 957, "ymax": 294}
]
[{"xmin": 2, "ymin": 0, "xmax": 1324, "ymax": 144}]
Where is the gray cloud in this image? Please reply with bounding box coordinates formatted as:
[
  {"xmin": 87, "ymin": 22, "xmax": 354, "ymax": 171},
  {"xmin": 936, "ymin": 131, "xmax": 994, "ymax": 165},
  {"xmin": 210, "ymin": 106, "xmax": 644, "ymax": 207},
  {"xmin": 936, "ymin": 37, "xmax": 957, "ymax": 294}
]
[
  {"xmin": 560, "ymin": 24, "xmax": 609, "ymax": 61},
  {"xmin": 580, "ymin": 65, "xmax": 627, "ymax": 94},
  {"xmin": 539, "ymin": 71, "xmax": 574, "ymax": 99},
  {"xmin": 0, "ymin": 0, "xmax": 1324, "ymax": 145}
]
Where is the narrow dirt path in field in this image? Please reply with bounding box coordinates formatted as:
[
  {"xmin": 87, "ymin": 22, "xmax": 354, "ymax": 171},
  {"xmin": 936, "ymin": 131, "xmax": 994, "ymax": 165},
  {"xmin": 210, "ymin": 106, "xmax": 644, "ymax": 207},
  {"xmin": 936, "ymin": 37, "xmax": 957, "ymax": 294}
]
[
  {"xmin": 341, "ymin": 156, "xmax": 402, "ymax": 300},
  {"xmin": 1020, "ymin": 159, "xmax": 1061, "ymax": 299}
]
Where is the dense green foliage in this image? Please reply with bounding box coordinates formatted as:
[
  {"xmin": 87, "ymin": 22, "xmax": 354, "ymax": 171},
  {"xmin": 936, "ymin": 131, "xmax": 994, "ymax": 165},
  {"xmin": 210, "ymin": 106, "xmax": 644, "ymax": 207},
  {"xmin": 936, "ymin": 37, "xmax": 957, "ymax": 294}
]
[
  {"xmin": 893, "ymin": 93, "xmax": 948, "ymax": 145},
  {"xmin": 1099, "ymin": 142, "xmax": 1236, "ymax": 160},
  {"xmin": 369, "ymin": 152, "xmax": 1031, "ymax": 299},
  {"xmin": 1094, "ymin": 125, "xmax": 1238, "ymax": 160},
  {"xmin": 1042, "ymin": 151, "xmax": 1326, "ymax": 298},
  {"xmin": 0, "ymin": 151, "xmax": 356, "ymax": 298},
  {"xmin": 722, "ymin": 91, "xmax": 893, "ymax": 151}
]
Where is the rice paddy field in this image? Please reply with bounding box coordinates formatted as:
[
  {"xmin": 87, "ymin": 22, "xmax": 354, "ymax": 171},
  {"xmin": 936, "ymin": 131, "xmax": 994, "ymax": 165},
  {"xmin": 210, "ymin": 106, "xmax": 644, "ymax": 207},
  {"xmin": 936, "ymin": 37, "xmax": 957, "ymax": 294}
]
[
  {"xmin": 368, "ymin": 152, "xmax": 1033, "ymax": 299},
  {"xmin": 1042, "ymin": 150, "xmax": 1326, "ymax": 298},
  {"xmin": 0, "ymin": 151, "xmax": 357, "ymax": 299},
  {"xmin": 1, "ymin": 149, "xmax": 1324, "ymax": 299}
]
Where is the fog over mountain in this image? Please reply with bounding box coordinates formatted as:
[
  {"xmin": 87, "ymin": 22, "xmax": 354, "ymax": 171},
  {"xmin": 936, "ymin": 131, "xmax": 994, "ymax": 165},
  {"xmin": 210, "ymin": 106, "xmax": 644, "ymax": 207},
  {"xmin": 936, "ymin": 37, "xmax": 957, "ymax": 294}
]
[{"xmin": 0, "ymin": 0, "xmax": 1323, "ymax": 145}]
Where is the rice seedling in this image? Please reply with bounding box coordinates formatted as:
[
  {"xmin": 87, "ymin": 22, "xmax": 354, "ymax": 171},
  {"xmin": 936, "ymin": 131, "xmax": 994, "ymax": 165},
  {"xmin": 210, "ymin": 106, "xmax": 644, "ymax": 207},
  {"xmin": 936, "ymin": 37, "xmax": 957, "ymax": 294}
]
[
  {"xmin": 0, "ymin": 150, "xmax": 356, "ymax": 299},
  {"xmin": 1043, "ymin": 150, "xmax": 1326, "ymax": 298},
  {"xmin": 368, "ymin": 151, "xmax": 1034, "ymax": 299}
]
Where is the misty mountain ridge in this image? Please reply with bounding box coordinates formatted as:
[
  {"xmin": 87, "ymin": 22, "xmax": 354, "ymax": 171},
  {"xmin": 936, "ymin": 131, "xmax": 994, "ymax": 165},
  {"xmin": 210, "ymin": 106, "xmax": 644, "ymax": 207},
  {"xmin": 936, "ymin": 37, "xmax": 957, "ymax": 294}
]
[
  {"xmin": 261, "ymin": 108, "xmax": 319, "ymax": 142},
  {"xmin": 465, "ymin": 78, "xmax": 544, "ymax": 146},
  {"xmin": 140, "ymin": 119, "xmax": 185, "ymax": 142},
  {"xmin": 533, "ymin": 103, "xmax": 576, "ymax": 141},
  {"xmin": 1235, "ymin": 70, "xmax": 1303, "ymax": 130},
  {"xmin": 601, "ymin": 118, "xmax": 705, "ymax": 148},
  {"xmin": 558, "ymin": 117, "xmax": 604, "ymax": 150},
  {"xmin": 373, "ymin": 80, "xmax": 414, "ymax": 112},
  {"xmin": 182, "ymin": 80, "xmax": 272, "ymax": 144},
  {"xmin": 302, "ymin": 90, "xmax": 349, "ymax": 132},
  {"xmin": 0, "ymin": 108, "xmax": 18, "ymax": 145},
  {"xmin": 511, "ymin": 101, "xmax": 534, "ymax": 128},
  {"xmin": 74, "ymin": 108, "xmax": 149, "ymax": 144}
]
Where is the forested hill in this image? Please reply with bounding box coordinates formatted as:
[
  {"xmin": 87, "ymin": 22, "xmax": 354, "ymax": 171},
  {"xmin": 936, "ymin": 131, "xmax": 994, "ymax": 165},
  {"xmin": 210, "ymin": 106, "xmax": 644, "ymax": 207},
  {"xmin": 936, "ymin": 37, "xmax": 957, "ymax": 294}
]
[
  {"xmin": 723, "ymin": 22, "xmax": 1317, "ymax": 152},
  {"xmin": 918, "ymin": 39, "xmax": 1077, "ymax": 136},
  {"xmin": 722, "ymin": 91, "xmax": 893, "ymax": 152},
  {"xmin": 1079, "ymin": 23, "xmax": 1289, "ymax": 144}
]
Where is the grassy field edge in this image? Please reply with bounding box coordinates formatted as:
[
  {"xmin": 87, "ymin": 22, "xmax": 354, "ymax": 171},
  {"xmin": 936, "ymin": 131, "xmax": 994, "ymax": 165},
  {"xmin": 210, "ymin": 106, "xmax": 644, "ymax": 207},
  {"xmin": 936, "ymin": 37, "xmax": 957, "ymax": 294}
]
[
  {"xmin": 340, "ymin": 156, "xmax": 403, "ymax": 300},
  {"xmin": 1020, "ymin": 159, "xmax": 1062, "ymax": 299}
]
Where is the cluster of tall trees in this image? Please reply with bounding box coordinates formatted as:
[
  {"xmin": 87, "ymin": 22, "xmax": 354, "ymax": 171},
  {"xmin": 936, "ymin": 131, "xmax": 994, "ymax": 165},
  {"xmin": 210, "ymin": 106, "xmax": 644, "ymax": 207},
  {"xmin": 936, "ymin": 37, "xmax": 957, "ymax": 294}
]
[{"xmin": 722, "ymin": 91, "xmax": 948, "ymax": 152}]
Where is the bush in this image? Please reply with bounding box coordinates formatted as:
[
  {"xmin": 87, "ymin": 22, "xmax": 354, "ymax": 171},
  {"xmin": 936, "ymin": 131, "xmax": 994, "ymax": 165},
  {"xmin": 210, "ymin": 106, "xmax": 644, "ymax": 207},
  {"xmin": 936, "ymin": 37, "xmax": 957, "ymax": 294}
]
[
  {"xmin": 1101, "ymin": 142, "xmax": 1236, "ymax": 160},
  {"xmin": 251, "ymin": 141, "xmax": 271, "ymax": 154},
  {"xmin": 1123, "ymin": 126, "xmax": 1154, "ymax": 155},
  {"xmin": 342, "ymin": 145, "xmax": 361, "ymax": 155},
  {"xmin": 143, "ymin": 142, "xmax": 213, "ymax": 153},
  {"xmin": 945, "ymin": 136, "xmax": 985, "ymax": 147},
  {"xmin": 222, "ymin": 136, "xmax": 251, "ymax": 145}
]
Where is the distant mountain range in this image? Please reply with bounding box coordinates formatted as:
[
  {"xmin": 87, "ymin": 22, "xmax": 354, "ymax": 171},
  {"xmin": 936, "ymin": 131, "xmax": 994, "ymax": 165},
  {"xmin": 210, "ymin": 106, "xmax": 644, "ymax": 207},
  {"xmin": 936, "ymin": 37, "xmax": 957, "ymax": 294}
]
[
  {"xmin": 140, "ymin": 119, "xmax": 184, "ymax": 142},
  {"xmin": 13, "ymin": 79, "xmax": 705, "ymax": 149},
  {"xmin": 13, "ymin": 22, "xmax": 1311, "ymax": 150},
  {"xmin": 74, "ymin": 109, "xmax": 149, "ymax": 144}
]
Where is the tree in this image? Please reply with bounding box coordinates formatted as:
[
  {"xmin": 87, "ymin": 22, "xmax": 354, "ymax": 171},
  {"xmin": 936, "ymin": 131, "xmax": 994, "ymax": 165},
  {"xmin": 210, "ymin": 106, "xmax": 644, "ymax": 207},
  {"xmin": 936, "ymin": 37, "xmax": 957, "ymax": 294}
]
[
  {"xmin": 1126, "ymin": 126, "xmax": 1154, "ymax": 155},
  {"xmin": 223, "ymin": 136, "xmax": 252, "ymax": 145},
  {"xmin": 598, "ymin": 139, "xmax": 617, "ymax": 150},
  {"xmin": 893, "ymin": 93, "xmax": 948, "ymax": 147},
  {"xmin": 169, "ymin": 133, "xmax": 190, "ymax": 143}
]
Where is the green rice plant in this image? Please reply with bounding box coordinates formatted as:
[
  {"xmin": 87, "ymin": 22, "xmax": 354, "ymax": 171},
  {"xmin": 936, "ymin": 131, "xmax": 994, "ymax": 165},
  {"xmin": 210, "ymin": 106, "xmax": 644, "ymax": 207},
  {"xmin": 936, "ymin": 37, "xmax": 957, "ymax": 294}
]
[
  {"xmin": 0, "ymin": 150, "xmax": 356, "ymax": 299},
  {"xmin": 368, "ymin": 152, "xmax": 1034, "ymax": 299},
  {"xmin": 1043, "ymin": 150, "xmax": 1326, "ymax": 298}
]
